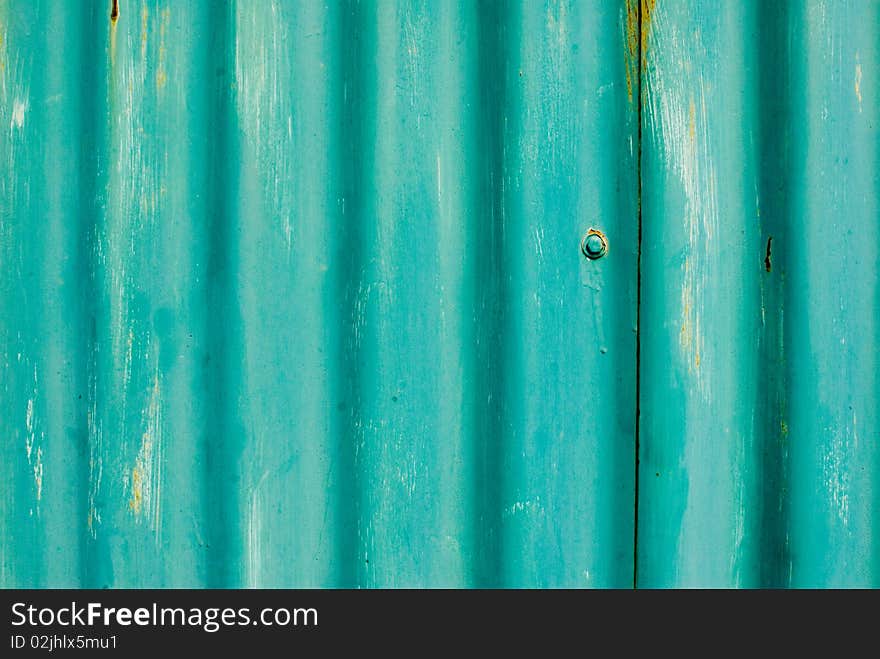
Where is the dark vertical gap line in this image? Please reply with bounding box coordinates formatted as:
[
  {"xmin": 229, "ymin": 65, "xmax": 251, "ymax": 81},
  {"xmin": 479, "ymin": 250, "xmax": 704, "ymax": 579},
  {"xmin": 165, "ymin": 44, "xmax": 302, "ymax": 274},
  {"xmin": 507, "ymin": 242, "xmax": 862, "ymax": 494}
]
[
  {"xmin": 333, "ymin": 0, "xmax": 368, "ymax": 588},
  {"xmin": 632, "ymin": 0, "xmax": 644, "ymax": 590},
  {"xmin": 471, "ymin": 1, "xmax": 511, "ymax": 588},
  {"xmin": 203, "ymin": 0, "xmax": 245, "ymax": 588}
]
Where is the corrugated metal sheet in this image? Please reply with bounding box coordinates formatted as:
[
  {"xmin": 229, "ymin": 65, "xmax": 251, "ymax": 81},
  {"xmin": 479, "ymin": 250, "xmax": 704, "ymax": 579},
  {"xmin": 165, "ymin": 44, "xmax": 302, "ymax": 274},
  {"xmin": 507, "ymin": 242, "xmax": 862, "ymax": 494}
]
[
  {"xmin": 637, "ymin": 0, "xmax": 879, "ymax": 587},
  {"xmin": 0, "ymin": 0, "xmax": 876, "ymax": 589},
  {"xmin": 0, "ymin": 0, "xmax": 638, "ymax": 588}
]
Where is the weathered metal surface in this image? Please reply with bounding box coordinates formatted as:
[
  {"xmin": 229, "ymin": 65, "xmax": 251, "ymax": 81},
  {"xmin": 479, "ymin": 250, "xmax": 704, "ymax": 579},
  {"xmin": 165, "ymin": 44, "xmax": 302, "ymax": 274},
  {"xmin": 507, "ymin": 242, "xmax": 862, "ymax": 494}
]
[
  {"xmin": 3, "ymin": 0, "xmax": 877, "ymax": 590},
  {"xmin": 0, "ymin": 0, "xmax": 638, "ymax": 587},
  {"xmin": 638, "ymin": 0, "xmax": 879, "ymax": 587}
]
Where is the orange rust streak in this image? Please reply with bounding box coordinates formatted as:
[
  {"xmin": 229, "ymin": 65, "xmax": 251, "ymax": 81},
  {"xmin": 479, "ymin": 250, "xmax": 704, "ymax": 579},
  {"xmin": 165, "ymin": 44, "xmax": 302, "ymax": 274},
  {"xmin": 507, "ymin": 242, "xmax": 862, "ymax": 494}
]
[
  {"xmin": 641, "ymin": 0, "xmax": 656, "ymax": 66},
  {"xmin": 624, "ymin": 0, "xmax": 639, "ymax": 103}
]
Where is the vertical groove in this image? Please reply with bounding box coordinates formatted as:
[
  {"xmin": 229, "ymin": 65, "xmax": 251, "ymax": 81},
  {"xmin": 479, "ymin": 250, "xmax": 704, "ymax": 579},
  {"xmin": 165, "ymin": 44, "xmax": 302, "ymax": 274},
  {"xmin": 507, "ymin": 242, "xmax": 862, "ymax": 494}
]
[
  {"xmin": 756, "ymin": 0, "xmax": 791, "ymax": 587},
  {"xmin": 334, "ymin": 0, "xmax": 372, "ymax": 588},
  {"xmin": 203, "ymin": 0, "xmax": 245, "ymax": 588},
  {"xmin": 76, "ymin": 0, "xmax": 101, "ymax": 588},
  {"xmin": 633, "ymin": 0, "xmax": 643, "ymax": 590},
  {"xmin": 82, "ymin": 0, "xmax": 111, "ymax": 589},
  {"xmin": 471, "ymin": 1, "xmax": 512, "ymax": 588}
]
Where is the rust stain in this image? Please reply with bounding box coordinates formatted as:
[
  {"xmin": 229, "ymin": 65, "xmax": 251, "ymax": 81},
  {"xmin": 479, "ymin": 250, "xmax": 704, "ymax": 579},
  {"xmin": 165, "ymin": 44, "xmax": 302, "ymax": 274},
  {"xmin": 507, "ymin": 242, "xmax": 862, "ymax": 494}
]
[
  {"xmin": 624, "ymin": 0, "xmax": 639, "ymax": 103},
  {"xmin": 641, "ymin": 0, "xmax": 656, "ymax": 67},
  {"xmin": 140, "ymin": 4, "xmax": 148, "ymax": 60},
  {"xmin": 156, "ymin": 8, "xmax": 170, "ymax": 91},
  {"xmin": 680, "ymin": 298, "xmax": 691, "ymax": 346},
  {"xmin": 111, "ymin": 0, "xmax": 119, "ymax": 23},
  {"xmin": 623, "ymin": 0, "xmax": 657, "ymax": 103},
  {"xmin": 129, "ymin": 466, "xmax": 143, "ymax": 513}
]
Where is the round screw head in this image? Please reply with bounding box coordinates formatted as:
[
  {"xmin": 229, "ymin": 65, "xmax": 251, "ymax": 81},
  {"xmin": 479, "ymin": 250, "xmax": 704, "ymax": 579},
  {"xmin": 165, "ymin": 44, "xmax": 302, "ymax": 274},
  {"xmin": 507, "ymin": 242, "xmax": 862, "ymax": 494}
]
[{"xmin": 582, "ymin": 229, "xmax": 608, "ymax": 260}]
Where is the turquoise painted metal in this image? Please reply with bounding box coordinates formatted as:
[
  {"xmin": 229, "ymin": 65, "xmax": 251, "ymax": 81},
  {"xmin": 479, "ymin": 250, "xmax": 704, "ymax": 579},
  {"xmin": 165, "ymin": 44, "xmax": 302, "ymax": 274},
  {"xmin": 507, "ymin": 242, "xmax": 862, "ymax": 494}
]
[
  {"xmin": 638, "ymin": 0, "xmax": 879, "ymax": 587},
  {"xmin": 0, "ymin": 0, "xmax": 637, "ymax": 587},
  {"xmin": 1, "ymin": 0, "xmax": 877, "ymax": 590}
]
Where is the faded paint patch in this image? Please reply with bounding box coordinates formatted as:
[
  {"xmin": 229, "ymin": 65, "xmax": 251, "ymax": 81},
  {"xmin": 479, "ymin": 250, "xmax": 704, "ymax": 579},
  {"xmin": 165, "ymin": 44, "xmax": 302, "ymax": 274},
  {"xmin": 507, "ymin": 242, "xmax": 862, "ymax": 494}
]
[
  {"xmin": 504, "ymin": 497, "xmax": 543, "ymax": 518},
  {"xmin": 823, "ymin": 413, "xmax": 855, "ymax": 528},
  {"xmin": 235, "ymin": 0, "xmax": 294, "ymax": 252},
  {"xmin": 87, "ymin": 369, "xmax": 102, "ymax": 536},
  {"xmin": 24, "ymin": 385, "xmax": 44, "ymax": 507},
  {"xmin": 643, "ymin": 7, "xmax": 718, "ymax": 394},
  {"xmin": 101, "ymin": 0, "xmax": 172, "ymax": 522},
  {"xmin": 140, "ymin": 4, "xmax": 148, "ymax": 60},
  {"xmin": 10, "ymin": 98, "xmax": 25, "ymax": 129},
  {"xmin": 155, "ymin": 8, "xmax": 169, "ymax": 91},
  {"xmin": 246, "ymin": 487, "xmax": 263, "ymax": 588},
  {"xmin": 32, "ymin": 447, "xmax": 43, "ymax": 505},
  {"xmin": 0, "ymin": 18, "xmax": 30, "ymax": 187},
  {"xmin": 126, "ymin": 373, "xmax": 164, "ymax": 540}
]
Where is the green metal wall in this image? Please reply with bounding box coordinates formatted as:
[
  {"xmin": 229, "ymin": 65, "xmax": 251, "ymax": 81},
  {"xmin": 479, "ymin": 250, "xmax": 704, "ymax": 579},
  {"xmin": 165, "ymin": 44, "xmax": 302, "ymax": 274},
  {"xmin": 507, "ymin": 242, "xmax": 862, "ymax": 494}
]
[
  {"xmin": 0, "ymin": 0, "xmax": 876, "ymax": 589},
  {"xmin": 638, "ymin": 0, "xmax": 879, "ymax": 587}
]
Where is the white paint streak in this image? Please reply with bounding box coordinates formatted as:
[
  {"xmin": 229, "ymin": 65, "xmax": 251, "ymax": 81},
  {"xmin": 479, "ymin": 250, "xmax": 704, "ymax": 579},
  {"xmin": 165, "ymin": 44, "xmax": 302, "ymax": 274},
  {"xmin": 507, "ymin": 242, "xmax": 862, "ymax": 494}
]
[
  {"xmin": 127, "ymin": 373, "xmax": 164, "ymax": 543},
  {"xmin": 24, "ymin": 366, "xmax": 43, "ymax": 507},
  {"xmin": 33, "ymin": 447, "xmax": 43, "ymax": 503},
  {"xmin": 25, "ymin": 398, "xmax": 34, "ymax": 460},
  {"xmin": 87, "ymin": 369, "xmax": 103, "ymax": 536},
  {"xmin": 854, "ymin": 54, "xmax": 862, "ymax": 112},
  {"xmin": 643, "ymin": 10, "xmax": 718, "ymax": 398},
  {"xmin": 10, "ymin": 99, "xmax": 25, "ymax": 129},
  {"xmin": 823, "ymin": 410, "xmax": 856, "ymax": 528},
  {"xmin": 504, "ymin": 497, "xmax": 543, "ymax": 518},
  {"xmin": 246, "ymin": 484, "xmax": 264, "ymax": 588},
  {"xmin": 235, "ymin": 0, "xmax": 294, "ymax": 252}
]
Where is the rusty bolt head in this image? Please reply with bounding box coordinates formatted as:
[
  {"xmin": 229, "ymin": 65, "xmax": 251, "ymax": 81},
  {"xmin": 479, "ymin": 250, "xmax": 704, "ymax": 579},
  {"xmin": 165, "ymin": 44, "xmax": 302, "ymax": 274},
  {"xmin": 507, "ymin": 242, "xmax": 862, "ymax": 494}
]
[{"xmin": 582, "ymin": 229, "xmax": 608, "ymax": 260}]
